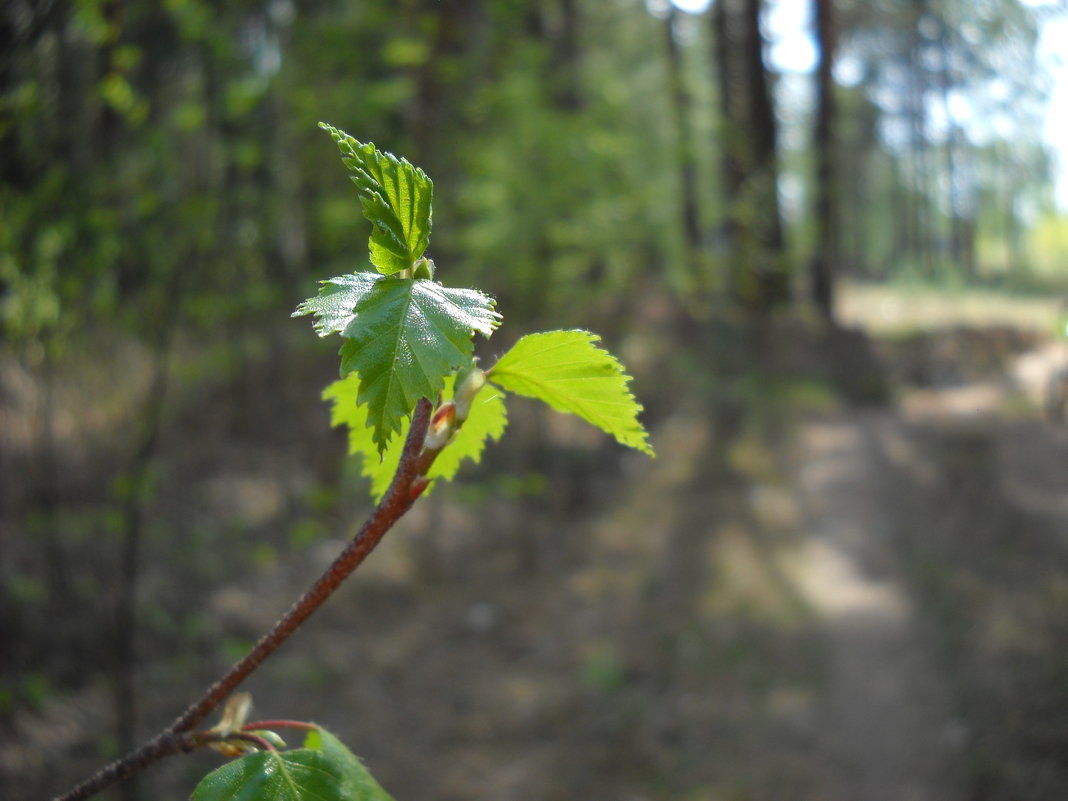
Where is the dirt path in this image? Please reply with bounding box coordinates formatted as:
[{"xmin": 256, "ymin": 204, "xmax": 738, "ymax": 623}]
[
  {"xmin": 789, "ymin": 412, "xmax": 962, "ymax": 801},
  {"xmin": 786, "ymin": 336, "xmax": 1068, "ymax": 801}
]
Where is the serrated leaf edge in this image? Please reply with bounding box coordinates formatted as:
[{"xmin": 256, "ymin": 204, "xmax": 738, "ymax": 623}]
[
  {"xmin": 319, "ymin": 122, "xmax": 432, "ymax": 275},
  {"xmin": 487, "ymin": 330, "xmax": 654, "ymax": 457}
]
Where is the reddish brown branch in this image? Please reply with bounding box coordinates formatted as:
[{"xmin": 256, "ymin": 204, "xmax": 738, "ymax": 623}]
[
  {"xmin": 53, "ymin": 399, "xmax": 434, "ymax": 801},
  {"xmin": 49, "ymin": 733, "xmax": 196, "ymax": 801}
]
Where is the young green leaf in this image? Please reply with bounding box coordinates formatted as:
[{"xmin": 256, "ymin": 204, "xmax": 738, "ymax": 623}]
[
  {"xmin": 191, "ymin": 725, "xmax": 393, "ymax": 801},
  {"xmin": 295, "ymin": 272, "xmax": 500, "ymax": 454},
  {"xmin": 303, "ymin": 728, "xmax": 394, "ymax": 801},
  {"xmin": 325, "ymin": 370, "xmax": 509, "ymax": 501},
  {"xmin": 339, "ymin": 277, "xmax": 498, "ymax": 452},
  {"xmin": 320, "ymin": 122, "xmax": 432, "ymax": 275},
  {"xmin": 487, "ymin": 330, "xmax": 654, "ymax": 457},
  {"xmin": 323, "ymin": 373, "xmax": 400, "ymax": 500},
  {"xmin": 292, "ymin": 272, "xmax": 379, "ymax": 337}
]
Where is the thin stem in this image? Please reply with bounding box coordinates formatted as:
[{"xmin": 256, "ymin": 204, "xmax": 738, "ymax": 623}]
[
  {"xmin": 231, "ymin": 732, "xmax": 277, "ymax": 752},
  {"xmin": 192, "ymin": 731, "xmax": 278, "ymax": 753},
  {"xmin": 53, "ymin": 399, "xmax": 434, "ymax": 801},
  {"xmin": 171, "ymin": 400, "xmax": 430, "ymax": 734},
  {"xmin": 242, "ymin": 720, "xmax": 318, "ymax": 732}
]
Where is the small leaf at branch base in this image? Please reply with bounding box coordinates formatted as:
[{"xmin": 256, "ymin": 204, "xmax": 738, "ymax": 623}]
[
  {"xmin": 325, "ymin": 370, "xmax": 509, "ymax": 501},
  {"xmin": 488, "ymin": 330, "xmax": 654, "ymax": 457},
  {"xmin": 320, "ymin": 123, "xmax": 433, "ymax": 275},
  {"xmin": 191, "ymin": 726, "xmax": 393, "ymax": 801}
]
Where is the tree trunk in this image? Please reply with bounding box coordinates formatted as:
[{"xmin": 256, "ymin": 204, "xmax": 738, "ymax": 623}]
[
  {"xmin": 907, "ymin": 0, "xmax": 934, "ymax": 276},
  {"xmin": 712, "ymin": 0, "xmax": 789, "ymax": 314},
  {"xmin": 810, "ymin": 0, "xmax": 838, "ymax": 322},
  {"xmin": 551, "ymin": 0, "xmax": 583, "ymax": 111},
  {"xmin": 935, "ymin": 19, "xmax": 976, "ymax": 278},
  {"xmin": 408, "ymin": 0, "xmax": 481, "ymax": 172},
  {"xmin": 664, "ymin": 8, "xmax": 702, "ymax": 279}
]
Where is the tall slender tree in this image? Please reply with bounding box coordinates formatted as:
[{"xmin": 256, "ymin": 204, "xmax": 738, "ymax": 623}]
[
  {"xmin": 663, "ymin": 6, "xmax": 703, "ymax": 279},
  {"xmin": 711, "ymin": 0, "xmax": 789, "ymax": 314},
  {"xmin": 810, "ymin": 0, "xmax": 838, "ymax": 321}
]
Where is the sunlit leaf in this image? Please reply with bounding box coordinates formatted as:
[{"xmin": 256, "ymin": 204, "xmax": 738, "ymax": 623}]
[
  {"xmin": 320, "ymin": 122, "xmax": 432, "ymax": 275},
  {"xmin": 296, "ymin": 273, "xmax": 500, "ymax": 454},
  {"xmin": 292, "ymin": 272, "xmax": 379, "ymax": 337},
  {"xmin": 488, "ymin": 330, "xmax": 653, "ymax": 456},
  {"xmin": 325, "ymin": 370, "xmax": 508, "ymax": 501}
]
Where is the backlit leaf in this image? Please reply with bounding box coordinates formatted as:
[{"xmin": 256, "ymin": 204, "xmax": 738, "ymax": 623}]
[
  {"xmin": 325, "ymin": 370, "xmax": 509, "ymax": 501},
  {"xmin": 487, "ymin": 330, "xmax": 653, "ymax": 457}
]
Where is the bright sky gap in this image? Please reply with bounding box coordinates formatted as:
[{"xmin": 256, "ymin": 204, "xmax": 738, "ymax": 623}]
[{"xmin": 669, "ymin": 0, "xmax": 1068, "ymax": 209}]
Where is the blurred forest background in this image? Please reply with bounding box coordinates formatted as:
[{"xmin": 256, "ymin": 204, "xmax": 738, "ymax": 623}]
[{"xmin": 5, "ymin": 0, "xmax": 1068, "ymax": 799}]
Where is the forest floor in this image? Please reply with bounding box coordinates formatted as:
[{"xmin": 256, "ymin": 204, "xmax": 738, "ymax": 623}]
[{"xmin": 5, "ymin": 285, "xmax": 1068, "ymax": 801}]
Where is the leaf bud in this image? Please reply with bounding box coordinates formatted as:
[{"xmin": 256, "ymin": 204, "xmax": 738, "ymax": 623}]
[
  {"xmin": 409, "ymin": 476, "xmax": 431, "ymax": 502},
  {"xmin": 424, "ymin": 401, "xmax": 457, "ymax": 450},
  {"xmin": 209, "ymin": 692, "xmax": 252, "ymax": 736},
  {"xmin": 205, "ymin": 692, "xmax": 256, "ymax": 756},
  {"xmin": 208, "ymin": 740, "xmax": 256, "ymax": 758},
  {"xmin": 412, "ymin": 257, "xmax": 435, "ymax": 281},
  {"xmin": 453, "ymin": 363, "xmax": 486, "ymax": 421}
]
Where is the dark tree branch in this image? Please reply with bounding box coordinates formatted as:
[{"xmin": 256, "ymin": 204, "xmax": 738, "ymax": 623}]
[{"xmin": 53, "ymin": 398, "xmax": 435, "ymax": 801}]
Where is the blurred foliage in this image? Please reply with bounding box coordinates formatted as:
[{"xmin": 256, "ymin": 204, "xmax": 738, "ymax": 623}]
[
  {"xmin": 2, "ymin": 0, "xmax": 1068, "ymax": 797},
  {"xmin": 2, "ymin": 0, "xmax": 1064, "ymax": 359}
]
